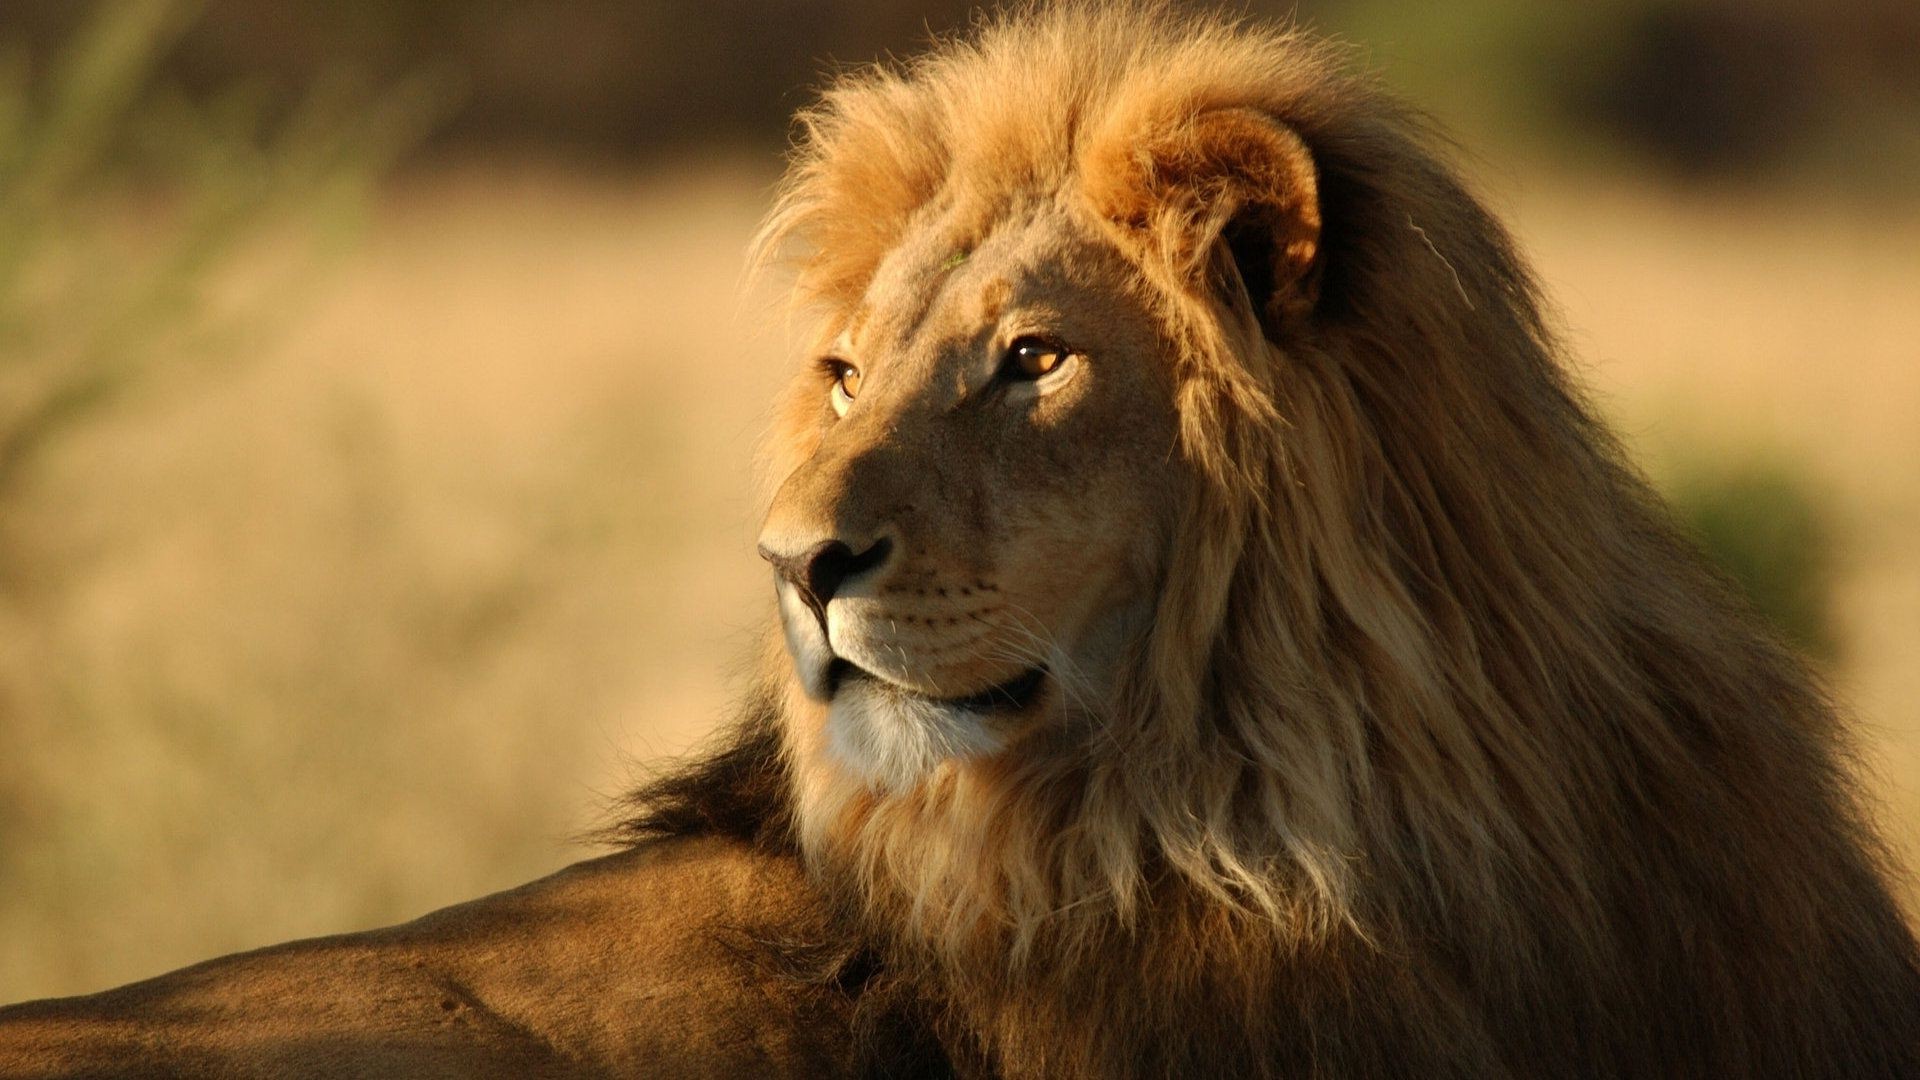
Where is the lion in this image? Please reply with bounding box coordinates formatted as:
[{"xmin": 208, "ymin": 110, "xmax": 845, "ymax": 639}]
[{"xmin": 3, "ymin": 4, "xmax": 1917, "ymax": 1077}]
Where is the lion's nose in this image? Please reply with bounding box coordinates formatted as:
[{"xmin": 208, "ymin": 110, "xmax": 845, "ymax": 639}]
[{"xmin": 758, "ymin": 536, "xmax": 894, "ymax": 613}]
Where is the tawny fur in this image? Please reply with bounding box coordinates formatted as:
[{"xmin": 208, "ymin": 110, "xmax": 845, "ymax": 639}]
[
  {"xmin": 0, "ymin": 834, "xmax": 932, "ymax": 1078},
  {"xmin": 632, "ymin": 3, "xmax": 1920, "ymax": 1077}
]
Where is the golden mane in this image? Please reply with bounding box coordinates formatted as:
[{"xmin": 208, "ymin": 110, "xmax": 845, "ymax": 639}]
[{"xmin": 628, "ymin": 3, "xmax": 1919, "ymax": 1074}]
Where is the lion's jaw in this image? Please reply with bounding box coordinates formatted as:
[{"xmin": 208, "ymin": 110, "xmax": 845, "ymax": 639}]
[{"xmin": 759, "ymin": 206, "xmax": 1180, "ymax": 793}]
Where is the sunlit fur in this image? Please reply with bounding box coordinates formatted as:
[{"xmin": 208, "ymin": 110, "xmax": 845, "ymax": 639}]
[{"xmin": 628, "ymin": 3, "xmax": 1920, "ymax": 1075}]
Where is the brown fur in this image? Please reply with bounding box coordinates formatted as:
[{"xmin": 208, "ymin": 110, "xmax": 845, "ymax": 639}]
[
  {"xmin": 642, "ymin": 3, "xmax": 1920, "ymax": 1076},
  {"xmin": 0, "ymin": 833, "xmax": 943, "ymax": 1078}
]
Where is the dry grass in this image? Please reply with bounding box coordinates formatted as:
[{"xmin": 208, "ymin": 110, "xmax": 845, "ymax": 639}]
[{"xmin": 2, "ymin": 158, "xmax": 1915, "ymax": 1002}]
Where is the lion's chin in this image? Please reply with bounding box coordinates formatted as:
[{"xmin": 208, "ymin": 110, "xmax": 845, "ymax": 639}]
[{"xmin": 822, "ymin": 662, "xmax": 1043, "ymax": 792}]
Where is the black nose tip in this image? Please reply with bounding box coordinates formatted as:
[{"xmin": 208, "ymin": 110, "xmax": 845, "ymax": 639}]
[{"xmin": 758, "ymin": 537, "xmax": 893, "ymax": 613}]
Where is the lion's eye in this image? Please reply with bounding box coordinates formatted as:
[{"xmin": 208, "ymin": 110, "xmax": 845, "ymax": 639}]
[
  {"xmin": 826, "ymin": 360, "xmax": 861, "ymax": 417},
  {"xmin": 1001, "ymin": 337, "xmax": 1068, "ymax": 381}
]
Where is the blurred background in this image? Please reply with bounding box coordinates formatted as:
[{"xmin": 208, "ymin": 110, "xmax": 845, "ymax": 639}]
[{"xmin": 2, "ymin": 0, "xmax": 1916, "ymax": 1002}]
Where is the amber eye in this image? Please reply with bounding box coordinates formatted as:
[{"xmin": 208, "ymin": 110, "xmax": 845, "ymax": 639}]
[
  {"xmin": 1002, "ymin": 337, "xmax": 1068, "ymax": 381},
  {"xmin": 825, "ymin": 360, "xmax": 861, "ymax": 417}
]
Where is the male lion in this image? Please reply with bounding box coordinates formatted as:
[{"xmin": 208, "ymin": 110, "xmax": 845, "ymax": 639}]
[{"xmin": 4, "ymin": 4, "xmax": 1917, "ymax": 1078}]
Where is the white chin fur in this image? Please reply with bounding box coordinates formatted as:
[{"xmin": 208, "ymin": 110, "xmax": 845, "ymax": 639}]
[{"xmin": 827, "ymin": 678, "xmax": 1005, "ymax": 793}]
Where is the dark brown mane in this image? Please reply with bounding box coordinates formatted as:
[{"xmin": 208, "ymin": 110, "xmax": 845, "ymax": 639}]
[
  {"xmin": 608, "ymin": 685, "xmax": 966, "ymax": 1076},
  {"xmin": 607, "ymin": 684, "xmax": 795, "ymax": 852}
]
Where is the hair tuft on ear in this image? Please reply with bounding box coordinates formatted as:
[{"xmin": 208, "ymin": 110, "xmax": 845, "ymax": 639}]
[{"xmin": 1085, "ymin": 107, "xmax": 1321, "ymax": 335}]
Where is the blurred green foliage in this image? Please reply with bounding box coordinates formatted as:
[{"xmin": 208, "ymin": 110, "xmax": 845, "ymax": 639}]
[
  {"xmin": 1324, "ymin": 0, "xmax": 1920, "ymax": 186},
  {"xmin": 7, "ymin": 0, "xmax": 1917, "ymax": 183},
  {"xmin": 1663, "ymin": 459, "xmax": 1838, "ymax": 659},
  {"xmin": 0, "ymin": 0, "xmax": 443, "ymax": 506}
]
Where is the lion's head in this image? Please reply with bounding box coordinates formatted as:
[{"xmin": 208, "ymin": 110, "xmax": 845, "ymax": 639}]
[
  {"xmin": 751, "ymin": 3, "xmax": 1612, "ymax": 953},
  {"xmin": 626, "ymin": 4, "xmax": 1919, "ymax": 1074}
]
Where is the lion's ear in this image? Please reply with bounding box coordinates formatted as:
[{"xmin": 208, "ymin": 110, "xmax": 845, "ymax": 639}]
[{"xmin": 1086, "ymin": 107, "xmax": 1321, "ymax": 331}]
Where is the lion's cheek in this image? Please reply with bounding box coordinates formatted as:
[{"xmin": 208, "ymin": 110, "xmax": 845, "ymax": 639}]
[{"xmin": 986, "ymin": 483, "xmax": 1169, "ymax": 682}]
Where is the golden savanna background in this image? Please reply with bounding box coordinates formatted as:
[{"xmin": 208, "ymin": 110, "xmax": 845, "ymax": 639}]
[{"xmin": 3, "ymin": 0, "xmax": 1917, "ymax": 1002}]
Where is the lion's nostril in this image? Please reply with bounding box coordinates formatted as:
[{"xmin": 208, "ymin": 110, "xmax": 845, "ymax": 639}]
[
  {"xmin": 760, "ymin": 536, "xmax": 894, "ymax": 613},
  {"xmin": 807, "ymin": 537, "xmax": 891, "ymax": 604},
  {"xmin": 801, "ymin": 540, "xmax": 855, "ymax": 605}
]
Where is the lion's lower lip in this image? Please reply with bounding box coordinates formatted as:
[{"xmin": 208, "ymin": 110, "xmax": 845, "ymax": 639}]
[{"xmin": 827, "ymin": 658, "xmax": 1047, "ymax": 713}]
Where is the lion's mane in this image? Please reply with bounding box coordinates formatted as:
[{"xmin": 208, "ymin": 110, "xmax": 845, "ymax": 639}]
[{"xmin": 621, "ymin": 5, "xmax": 1920, "ymax": 1076}]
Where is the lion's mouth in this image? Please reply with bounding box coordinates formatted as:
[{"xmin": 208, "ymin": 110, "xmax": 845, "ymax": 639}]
[{"xmin": 826, "ymin": 657, "xmax": 1048, "ymax": 714}]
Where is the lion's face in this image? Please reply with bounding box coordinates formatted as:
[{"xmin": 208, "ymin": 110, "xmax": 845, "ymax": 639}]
[{"xmin": 758, "ymin": 203, "xmax": 1183, "ymax": 790}]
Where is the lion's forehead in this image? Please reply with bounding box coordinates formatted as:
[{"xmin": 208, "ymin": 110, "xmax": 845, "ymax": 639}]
[{"xmin": 842, "ymin": 205, "xmax": 1143, "ymax": 376}]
